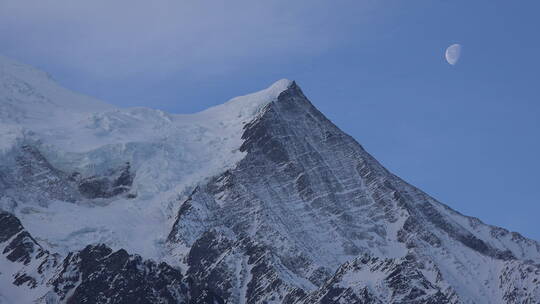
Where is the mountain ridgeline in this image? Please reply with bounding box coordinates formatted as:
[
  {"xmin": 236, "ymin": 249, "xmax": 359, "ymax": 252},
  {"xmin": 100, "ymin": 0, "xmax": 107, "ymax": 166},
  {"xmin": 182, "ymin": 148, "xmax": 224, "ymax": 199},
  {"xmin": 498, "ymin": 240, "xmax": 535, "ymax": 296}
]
[{"xmin": 0, "ymin": 56, "xmax": 539, "ymax": 303}]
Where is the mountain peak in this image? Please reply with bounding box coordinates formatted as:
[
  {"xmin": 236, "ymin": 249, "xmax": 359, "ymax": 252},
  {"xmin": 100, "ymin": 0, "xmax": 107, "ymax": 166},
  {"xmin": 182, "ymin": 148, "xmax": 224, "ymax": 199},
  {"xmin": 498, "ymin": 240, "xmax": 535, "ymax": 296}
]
[
  {"xmin": 268, "ymin": 78, "xmax": 294, "ymax": 91},
  {"xmin": 1, "ymin": 59, "xmax": 539, "ymax": 303},
  {"xmin": 223, "ymin": 78, "xmax": 293, "ymax": 106},
  {"xmin": 201, "ymin": 78, "xmax": 293, "ymax": 117}
]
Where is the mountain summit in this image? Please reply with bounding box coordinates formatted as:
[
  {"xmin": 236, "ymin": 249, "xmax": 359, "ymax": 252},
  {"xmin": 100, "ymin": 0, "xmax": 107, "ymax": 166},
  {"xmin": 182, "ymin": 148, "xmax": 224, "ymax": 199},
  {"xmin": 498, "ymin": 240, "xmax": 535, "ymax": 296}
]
[{"xmin": 0, "ymin": 57, "xmax": 539, "ymax": 303}]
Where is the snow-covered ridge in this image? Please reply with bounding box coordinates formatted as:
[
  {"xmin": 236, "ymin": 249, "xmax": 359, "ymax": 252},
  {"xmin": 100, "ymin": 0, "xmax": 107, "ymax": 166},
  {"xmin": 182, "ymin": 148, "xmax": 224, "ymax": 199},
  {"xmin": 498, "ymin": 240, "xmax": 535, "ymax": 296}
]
[
  {"xmin": 0, "ymin": 55, "xmax": 293, "ymax": 259},
  {"xmin": 0, "ymin": 55, "xmax": 113, "ymax": 127},
  {"xmin": 1, "ymin": 54, "xmax": 292, "ymax": 153},
  {"xmin": 0, "ymin": 54, "xmax": 292, "ymax": 179},
  {"xmin": 2, "ymin": 56, "xmax": 540, "ymax": 304}
]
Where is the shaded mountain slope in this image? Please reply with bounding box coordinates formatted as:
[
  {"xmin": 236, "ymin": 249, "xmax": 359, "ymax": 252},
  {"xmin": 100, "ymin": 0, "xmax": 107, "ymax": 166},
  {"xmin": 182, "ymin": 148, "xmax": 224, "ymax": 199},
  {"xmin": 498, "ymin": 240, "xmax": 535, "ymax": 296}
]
[{"xmin": 0, "ymin": 56, "xmax": 539, "ymax": 303}]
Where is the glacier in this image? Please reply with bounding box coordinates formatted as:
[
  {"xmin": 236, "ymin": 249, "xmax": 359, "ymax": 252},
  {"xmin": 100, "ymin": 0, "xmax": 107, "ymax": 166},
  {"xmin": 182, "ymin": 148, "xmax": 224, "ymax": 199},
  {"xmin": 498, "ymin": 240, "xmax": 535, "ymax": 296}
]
[{"xmin": 0, "ymin": 54, "xmax": 292, "ymax": 260}]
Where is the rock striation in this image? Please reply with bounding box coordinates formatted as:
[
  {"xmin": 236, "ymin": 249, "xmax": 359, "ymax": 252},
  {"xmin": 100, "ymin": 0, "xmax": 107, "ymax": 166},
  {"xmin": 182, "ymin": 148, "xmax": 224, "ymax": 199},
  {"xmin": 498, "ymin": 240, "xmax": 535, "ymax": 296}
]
[{"xmin": 0, "ymin": 55, "xmax": 539, "ymax": 303}]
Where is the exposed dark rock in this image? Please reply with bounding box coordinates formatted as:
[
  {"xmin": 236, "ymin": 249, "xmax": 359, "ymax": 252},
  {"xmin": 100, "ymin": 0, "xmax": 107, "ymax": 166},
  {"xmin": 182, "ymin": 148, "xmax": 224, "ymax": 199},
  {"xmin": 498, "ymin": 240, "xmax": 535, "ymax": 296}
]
[
  {"xmin": 0, "ymin": 211, "xmax": 59, "ymax": 289},
  {"xmin": 0, "ymin": 211, "xmax": 24, "ymax": 242},
  {"xmin": 0, "ymin": 211, "xmax": 223, "ymax": 304},
  {"xmin": 78, "ymin": 162, "xmax": 135, "ymax": 199},
  {"xmin": 52, "ymin": 244, "xmax": 191, "ymax": 304},
  {"xmin": 300, "ymin": 254, "xmax": 453, "ymax": 304},
  {"xmin": 3, "ymin": 231, "xmax": 39, "ymax": 264}
]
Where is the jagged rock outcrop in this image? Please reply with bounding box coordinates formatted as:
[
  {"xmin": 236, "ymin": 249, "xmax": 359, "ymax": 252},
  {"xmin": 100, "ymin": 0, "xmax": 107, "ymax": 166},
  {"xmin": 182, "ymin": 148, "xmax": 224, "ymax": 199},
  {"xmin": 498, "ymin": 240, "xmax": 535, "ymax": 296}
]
[
  {"xmin": 0, "ymin": 211, "xmax": 222, "ymax": 304},
  {"xmin": 50, "ymin": 244, "xmax": 187, "ymax": 304},
  {"xmin": 300, "ymin": 254, "xmax": 455, "ymax": 304},
  {"xmin": 77, "ymin": 162, "xmax": 135, "ymax": 199},
  {"xmin": 0, "ymin": 211, "xmax": 61, "ymax": 298}
]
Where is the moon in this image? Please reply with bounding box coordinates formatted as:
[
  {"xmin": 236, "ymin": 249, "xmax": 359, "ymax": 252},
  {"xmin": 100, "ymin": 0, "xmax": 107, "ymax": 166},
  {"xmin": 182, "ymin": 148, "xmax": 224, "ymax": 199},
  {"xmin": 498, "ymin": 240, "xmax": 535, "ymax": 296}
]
[{"xmin": 445, "ymin": 44, "xmax": 462, "ymax": 65}]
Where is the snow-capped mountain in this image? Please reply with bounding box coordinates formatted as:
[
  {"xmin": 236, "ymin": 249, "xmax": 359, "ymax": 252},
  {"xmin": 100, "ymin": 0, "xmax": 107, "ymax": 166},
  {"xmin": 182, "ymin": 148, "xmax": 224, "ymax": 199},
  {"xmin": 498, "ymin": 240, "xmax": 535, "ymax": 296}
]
[{"xmin": 0, "ymin": 55, "xmax": 539, "ymax": 303}]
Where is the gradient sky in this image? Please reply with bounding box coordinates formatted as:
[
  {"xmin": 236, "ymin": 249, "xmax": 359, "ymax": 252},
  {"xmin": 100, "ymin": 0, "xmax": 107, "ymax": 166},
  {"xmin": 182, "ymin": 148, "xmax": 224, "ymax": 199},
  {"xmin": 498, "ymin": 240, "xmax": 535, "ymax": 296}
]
[{"xmin": 1, "ymin": 0, "xmax": 539, "ymax": 240}]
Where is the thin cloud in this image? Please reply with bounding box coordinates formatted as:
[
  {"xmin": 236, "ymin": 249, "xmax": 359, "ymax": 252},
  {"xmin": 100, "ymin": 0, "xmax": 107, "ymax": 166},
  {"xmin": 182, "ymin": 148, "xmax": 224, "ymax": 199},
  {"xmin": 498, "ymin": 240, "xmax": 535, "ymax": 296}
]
[{"xmin": 0, "ymin": 1, "xmax": 378, "ymax": 80}]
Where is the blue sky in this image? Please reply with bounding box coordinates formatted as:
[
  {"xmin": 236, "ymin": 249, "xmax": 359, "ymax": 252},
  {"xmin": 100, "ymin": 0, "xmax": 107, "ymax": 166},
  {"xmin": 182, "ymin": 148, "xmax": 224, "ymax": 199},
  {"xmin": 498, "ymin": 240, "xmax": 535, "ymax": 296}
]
[{"xmin": 1, "ymin": 0, "xmax": 539, "ymax": 240}]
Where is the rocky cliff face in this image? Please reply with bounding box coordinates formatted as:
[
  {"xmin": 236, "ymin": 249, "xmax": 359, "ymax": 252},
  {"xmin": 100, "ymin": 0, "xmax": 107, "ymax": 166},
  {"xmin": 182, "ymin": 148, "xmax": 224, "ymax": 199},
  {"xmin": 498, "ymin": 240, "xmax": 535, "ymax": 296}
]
[
  {"xmin": 165, "ymin": 82, "xmax": 540, "ymax": 303},
  {"xmin": 0, "ymin": 211, "xmax": 222, "ymax": 304},
  {"xmin": 0, "ymin": 56, "xmax": 539, "ymax": 303}
]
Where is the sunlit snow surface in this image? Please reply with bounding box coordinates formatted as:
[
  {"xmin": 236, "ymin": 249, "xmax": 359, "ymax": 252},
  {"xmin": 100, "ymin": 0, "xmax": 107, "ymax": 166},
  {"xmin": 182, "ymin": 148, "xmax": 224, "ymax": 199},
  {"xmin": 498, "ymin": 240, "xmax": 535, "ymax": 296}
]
[{"xmin": 0, "ymin": 54, "xmax": 292, "ymax": 259}]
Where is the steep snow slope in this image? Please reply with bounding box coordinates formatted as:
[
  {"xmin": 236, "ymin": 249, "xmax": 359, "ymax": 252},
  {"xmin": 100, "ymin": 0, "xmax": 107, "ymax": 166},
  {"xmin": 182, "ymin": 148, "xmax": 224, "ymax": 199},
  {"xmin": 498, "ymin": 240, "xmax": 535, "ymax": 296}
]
[
  {"xmin": 0, "ymin": 55, "xmax": 112, "ymax": 129},
  {"xmin": 0, "ymin": 56, "xmax": 539, "ymax": 303}
]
